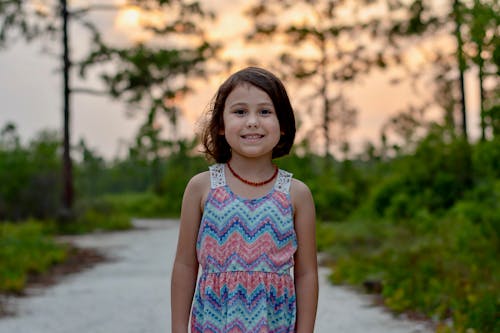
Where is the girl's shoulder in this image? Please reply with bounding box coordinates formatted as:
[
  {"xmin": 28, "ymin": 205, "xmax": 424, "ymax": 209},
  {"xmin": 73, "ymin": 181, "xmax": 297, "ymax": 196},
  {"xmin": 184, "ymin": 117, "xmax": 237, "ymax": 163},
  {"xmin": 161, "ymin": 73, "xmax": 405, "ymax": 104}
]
[
  {"xmin": 183, "ymin": 170, "xmax": 211, "ymax": 212},
  {"xmin": 186, "ymin": 170, "xmax": 211, "ymax": 192},
  {"xmin": 289, "ymin": 177, "xmax": 314, "ymax": 210},
  {"xmin": 289, "ymin": 178, "xmax": 312, "ymax": 197}
]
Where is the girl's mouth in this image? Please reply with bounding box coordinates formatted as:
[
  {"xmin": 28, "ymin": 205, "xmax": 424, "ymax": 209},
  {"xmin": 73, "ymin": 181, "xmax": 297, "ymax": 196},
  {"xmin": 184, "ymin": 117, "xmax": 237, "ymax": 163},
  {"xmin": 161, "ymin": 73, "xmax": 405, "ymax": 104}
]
[{"xmin": 241, "ymin": 134, "xmax": 264, "ymax": 139}]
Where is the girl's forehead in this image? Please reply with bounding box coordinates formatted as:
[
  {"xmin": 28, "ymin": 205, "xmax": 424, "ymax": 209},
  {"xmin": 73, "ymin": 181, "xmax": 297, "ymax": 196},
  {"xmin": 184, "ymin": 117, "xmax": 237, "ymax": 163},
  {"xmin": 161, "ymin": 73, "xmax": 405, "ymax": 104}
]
[
  {"xmin": 226, "ymin": 83, "xmax": 272, "ymax": 103},
  {"xmin": 230, "ymin": 82, "xmax": 261, "ymax": 93}
]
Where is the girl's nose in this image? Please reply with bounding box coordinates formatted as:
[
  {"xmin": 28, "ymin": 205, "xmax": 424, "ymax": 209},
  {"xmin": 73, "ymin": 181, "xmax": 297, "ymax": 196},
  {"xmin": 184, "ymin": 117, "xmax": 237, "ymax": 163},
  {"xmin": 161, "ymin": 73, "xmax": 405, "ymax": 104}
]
[{"xmin": 246, "ymin": 113, "xmax": 258, "ymax": 128}]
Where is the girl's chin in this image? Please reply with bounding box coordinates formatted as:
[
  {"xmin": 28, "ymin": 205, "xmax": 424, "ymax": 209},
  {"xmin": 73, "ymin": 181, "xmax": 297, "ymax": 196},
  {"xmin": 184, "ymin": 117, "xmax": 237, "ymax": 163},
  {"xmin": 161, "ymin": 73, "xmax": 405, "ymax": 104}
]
[{"xmin": 231, "ymin": 149, "xmax": 274, "ymax": 159}]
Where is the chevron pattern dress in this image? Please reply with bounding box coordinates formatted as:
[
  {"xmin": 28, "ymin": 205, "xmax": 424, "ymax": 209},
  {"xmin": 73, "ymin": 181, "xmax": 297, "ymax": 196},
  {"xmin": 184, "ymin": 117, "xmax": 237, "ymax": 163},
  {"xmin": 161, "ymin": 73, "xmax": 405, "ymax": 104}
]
[{"xmin": 191, "ymin": 163, "xmax": 297, "ymax": 333}]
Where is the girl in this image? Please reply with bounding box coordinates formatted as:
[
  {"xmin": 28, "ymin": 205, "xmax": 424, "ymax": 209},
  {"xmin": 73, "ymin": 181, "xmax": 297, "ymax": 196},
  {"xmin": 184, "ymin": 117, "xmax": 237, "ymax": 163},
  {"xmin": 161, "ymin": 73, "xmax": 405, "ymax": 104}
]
[{"xmin": 171, "ymin": 67, "xmax": 318, "ymax": 333}]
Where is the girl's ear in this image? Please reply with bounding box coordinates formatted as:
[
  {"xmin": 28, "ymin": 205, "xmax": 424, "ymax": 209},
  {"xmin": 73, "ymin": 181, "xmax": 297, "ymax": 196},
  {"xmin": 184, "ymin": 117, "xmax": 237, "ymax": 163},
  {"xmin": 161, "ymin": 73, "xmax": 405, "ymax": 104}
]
[{"xmin": 219, "ymin": 128, "xmax": 225, "ymax": 135}]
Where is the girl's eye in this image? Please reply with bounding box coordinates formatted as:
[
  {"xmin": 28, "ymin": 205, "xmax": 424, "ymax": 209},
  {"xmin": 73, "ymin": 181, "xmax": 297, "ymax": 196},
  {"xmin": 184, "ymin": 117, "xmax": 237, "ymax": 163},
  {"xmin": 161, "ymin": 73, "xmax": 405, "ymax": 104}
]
[
  {"xmin": 260, "ymin": 109, "xmax": 272, "ymax": 115},
  {"xmin": 233, "ymin": 109, "xmax": 246, "ymax": 115}
]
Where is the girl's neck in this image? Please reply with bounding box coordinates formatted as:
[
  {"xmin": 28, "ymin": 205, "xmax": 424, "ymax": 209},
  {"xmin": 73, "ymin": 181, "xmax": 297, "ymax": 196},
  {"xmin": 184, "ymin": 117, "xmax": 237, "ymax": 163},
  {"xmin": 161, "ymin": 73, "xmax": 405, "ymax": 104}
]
[
  {"xmin": 225, "ymin": 155, "xmax": 277, "ymax": 197},
  {"xmin": 227, "ymin": 156, "xmax": 275, "ymax": 176}
]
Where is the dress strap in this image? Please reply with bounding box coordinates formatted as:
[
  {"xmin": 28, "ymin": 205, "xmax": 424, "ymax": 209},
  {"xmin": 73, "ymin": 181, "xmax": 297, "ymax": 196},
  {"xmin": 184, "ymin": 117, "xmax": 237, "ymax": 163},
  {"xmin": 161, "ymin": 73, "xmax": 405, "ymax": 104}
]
[
  {"xmin": 209, "ymin": 164, "xmax": 226, "ymax": 189},
  {"xmin": 274, "ymin": 169, "xmax": 293, "ymax": 194}
]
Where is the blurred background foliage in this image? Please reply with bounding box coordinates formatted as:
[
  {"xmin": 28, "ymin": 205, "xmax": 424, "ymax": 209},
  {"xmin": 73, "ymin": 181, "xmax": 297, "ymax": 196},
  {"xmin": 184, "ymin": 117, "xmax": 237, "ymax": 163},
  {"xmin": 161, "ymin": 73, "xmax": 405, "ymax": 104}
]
[
  {"xmin": 1, "ymin": 119, "xmax": 498, "ymax": 332},
  {"xmin": 1, "ymin": 0, "xmax": 499, "ymax": 331}
]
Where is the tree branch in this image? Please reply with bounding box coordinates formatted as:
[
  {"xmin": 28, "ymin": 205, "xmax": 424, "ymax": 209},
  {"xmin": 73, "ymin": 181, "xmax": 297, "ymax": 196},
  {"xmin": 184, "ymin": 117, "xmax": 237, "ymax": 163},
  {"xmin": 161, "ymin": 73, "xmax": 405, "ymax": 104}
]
[
  {"xmin": 70, "ymin": 4, "xmax": 122, "ymax": 17},
  {"xmin": 72, "ymin": 87, "xmax": 108, "ymax": 96}
]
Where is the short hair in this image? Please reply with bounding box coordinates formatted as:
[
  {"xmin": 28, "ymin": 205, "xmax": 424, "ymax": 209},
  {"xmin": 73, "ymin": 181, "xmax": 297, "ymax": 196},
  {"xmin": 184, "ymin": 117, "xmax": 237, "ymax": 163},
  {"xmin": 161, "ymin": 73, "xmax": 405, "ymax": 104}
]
[{"xmin": 201, "ymin": 67, "xmax": 296, "ymax": 163}]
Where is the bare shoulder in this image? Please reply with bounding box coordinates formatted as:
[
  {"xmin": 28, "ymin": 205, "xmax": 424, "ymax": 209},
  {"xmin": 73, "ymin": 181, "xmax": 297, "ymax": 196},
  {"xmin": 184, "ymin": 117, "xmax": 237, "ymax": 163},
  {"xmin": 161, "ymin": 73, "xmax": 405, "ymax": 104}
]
[
  {"xmin": 184, "ymin": 170, "xmax": 211, "ymax": 198},
  {"xmin": 183, "ymin": 170, "xmax": 211, "ymax": 211},
  {"xmin": 290, "ymin": 178, "xmax": 313, "ymax": 200},
  {"xmin": 186, "ymin": 170, "xmax": 210, "ymax": 192},
  {"xmin": 289, "ymin": 178, "xmax": 314, "ymax": 212}
]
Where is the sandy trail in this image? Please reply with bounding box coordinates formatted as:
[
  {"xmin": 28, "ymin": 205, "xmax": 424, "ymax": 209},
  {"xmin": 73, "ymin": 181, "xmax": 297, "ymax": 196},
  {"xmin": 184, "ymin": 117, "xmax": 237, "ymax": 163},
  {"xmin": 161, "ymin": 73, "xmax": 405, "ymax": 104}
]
[{"xmin": 0, "ymin": 219, "xmax": 432, "ymax": 333}]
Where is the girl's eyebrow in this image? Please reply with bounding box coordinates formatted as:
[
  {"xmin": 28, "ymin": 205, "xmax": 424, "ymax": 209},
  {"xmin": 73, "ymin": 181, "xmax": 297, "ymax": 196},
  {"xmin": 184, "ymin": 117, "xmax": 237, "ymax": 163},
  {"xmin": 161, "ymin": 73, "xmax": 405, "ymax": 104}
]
[
  {"xmin": 228, "ymin": 102, "xmax": 274, "ymax": 108},
  {"xmin": 228, "ymin": 102, "xmax": 246, "ymax": 108},
  {"xmin": 258, "ymin": 102, "xmax": 274, "ymax": 107}
]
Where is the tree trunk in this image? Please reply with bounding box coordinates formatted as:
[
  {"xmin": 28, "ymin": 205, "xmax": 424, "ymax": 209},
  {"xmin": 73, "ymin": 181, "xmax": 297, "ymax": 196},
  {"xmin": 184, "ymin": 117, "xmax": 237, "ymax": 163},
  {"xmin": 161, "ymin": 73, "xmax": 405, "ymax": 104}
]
[
  {"xmin": 453, "ymin": 0, "xmax": 468, "ymax": 141},
  {"xmin": 320, "ymin": 39, "xmax": 331, "ymax": 158},
  {"xmin": 322, "ymin": 82, "xmax": 330, "ymax": 158},
  {"xmin": 61, "ymin": 0, "xmax": 74, "ymax": 218},
  {"xmin": 478, "ymin": 46, "xmax": 486, "ymax": 141}
]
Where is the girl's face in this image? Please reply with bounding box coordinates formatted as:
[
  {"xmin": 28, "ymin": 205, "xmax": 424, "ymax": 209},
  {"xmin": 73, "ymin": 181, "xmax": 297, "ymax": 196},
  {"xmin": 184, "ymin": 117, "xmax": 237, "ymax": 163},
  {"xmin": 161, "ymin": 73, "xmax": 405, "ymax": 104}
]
[{"xmin": 220, "ymin": 83, "xmax": 281, "ymax": 160}]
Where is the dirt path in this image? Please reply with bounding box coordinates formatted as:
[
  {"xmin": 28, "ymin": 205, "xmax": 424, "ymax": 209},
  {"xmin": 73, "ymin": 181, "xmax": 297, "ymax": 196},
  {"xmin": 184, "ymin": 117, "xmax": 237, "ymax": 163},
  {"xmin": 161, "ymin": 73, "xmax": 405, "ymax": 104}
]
[{"xmin": 0, "ymin": 219, "xmax": 432, "ymax": 333}]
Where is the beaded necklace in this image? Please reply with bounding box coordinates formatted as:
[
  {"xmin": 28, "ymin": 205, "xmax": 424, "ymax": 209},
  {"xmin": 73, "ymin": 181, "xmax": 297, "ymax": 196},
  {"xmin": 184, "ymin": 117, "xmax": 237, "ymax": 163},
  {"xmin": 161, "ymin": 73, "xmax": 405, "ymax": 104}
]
[{"xmin": 227, "ymin": 162, "xmax": 278, "ymax": 187}]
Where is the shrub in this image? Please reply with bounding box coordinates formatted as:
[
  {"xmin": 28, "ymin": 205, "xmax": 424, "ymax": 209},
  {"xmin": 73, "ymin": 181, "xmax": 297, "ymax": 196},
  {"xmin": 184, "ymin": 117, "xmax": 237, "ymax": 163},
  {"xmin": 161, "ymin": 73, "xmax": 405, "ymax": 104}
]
[
  {"xmin": 0, "ymin": 129, "xmax": 61, "ymax": 221},
  {"xmin": 0, "ymin": 221, "xmax": 67, "ymax": 293},
  {"xmin": 101, "ymin": 192, "xmax": 177, "ymax": 218},
  {"xmin": 312, "ymin": 180, "xmax": 355, "ymax": 221},
  {"xmin": 57, "ymin": 198, "xmax": 132, "ymax": 234},
  {"xmin": 326, "ymin": 217, "xmax": 499, "ymax": 333}
]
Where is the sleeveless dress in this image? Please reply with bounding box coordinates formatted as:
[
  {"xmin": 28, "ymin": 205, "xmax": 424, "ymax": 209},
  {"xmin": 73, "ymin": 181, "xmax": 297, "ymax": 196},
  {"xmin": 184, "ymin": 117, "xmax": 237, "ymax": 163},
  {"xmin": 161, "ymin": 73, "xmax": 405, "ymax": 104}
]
[{"xmin": 191, "ymin": 163, "xmax": 298, "ymax": 333}]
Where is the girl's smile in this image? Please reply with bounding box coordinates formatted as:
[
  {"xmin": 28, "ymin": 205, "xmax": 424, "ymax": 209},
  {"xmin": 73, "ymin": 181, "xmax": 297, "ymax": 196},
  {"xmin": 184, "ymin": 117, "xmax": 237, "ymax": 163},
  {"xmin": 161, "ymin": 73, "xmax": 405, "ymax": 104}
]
[{"xmin": 240, "ymin": 133, "xmax": 264, "ymax": 142}]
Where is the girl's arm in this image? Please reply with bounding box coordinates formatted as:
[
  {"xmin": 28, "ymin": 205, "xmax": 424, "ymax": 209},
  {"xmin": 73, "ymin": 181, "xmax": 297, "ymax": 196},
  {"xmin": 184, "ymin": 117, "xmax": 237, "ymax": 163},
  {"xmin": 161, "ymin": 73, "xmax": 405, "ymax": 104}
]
[
  {"xmin": 292, "ymin": 180, "xmax": 319, "ymax": 333},
  {"xmin": 171, "ymin": 173, "xmax": 208, "ymax": 333}
]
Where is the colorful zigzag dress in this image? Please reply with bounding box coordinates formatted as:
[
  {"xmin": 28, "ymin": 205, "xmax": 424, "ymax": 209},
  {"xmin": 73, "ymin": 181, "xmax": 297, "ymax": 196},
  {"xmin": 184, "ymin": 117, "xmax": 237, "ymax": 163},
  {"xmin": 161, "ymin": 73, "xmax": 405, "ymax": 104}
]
[{"xmin": 191, "ymin": 163, "xmax": 298, "ymax": 333}]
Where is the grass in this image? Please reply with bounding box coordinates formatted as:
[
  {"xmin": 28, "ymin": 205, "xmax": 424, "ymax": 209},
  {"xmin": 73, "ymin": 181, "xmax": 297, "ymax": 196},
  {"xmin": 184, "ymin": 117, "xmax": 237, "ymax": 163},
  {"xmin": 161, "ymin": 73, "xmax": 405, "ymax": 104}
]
[
  {"xmin": 0, "ymin": 221, "xmax": 67, "ymax": 293},
  {"xmin": 0, "ymin": 192, "xmax": 175, "ymax": 296},
  {"xmin": 57, "ymin": 208, "xmax": 132, "ymax": 235},
  {"xmin": 0, "ymin": 199, "xmax": 135, "ymax": 296},
  {"xmin": 99, "ymin": 192, "xmax": 180, "ymax": 219},
  {"xmin": 316, "ymin": 217, "xmax": 499, "ymax": 333}
]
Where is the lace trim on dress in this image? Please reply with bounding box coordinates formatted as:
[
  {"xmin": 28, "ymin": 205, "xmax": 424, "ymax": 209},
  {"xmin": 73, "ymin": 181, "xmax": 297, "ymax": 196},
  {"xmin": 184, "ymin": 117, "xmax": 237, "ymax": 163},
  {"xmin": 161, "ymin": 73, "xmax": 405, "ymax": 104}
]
[
  {"xmin": 274, "ymin": 169, "xmax": 293, "ymax": 194},
  {"xmin": 210, "ymin": 163, "xmax": 292, "ymax": 192},
  {"xmin": 209, "ymin": 164, "xmax": 226, "ymax": 189}
]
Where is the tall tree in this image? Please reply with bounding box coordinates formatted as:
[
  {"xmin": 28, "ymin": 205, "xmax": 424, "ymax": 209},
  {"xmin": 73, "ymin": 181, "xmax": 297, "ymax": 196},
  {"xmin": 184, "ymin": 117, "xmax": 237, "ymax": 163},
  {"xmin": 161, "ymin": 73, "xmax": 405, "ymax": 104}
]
[
  {"xmin": 384, "ymin": 0, "xmax": 499, "ymax": 141},
  {"xmin": 60, "ymin": 0, "xmax": 72, "ymax": 217},
  {"xmin": 245, "ymin": 1, "xmax": 387, "ymax": 158},
  {"xmin": 244, "ymin": 0, "xmax": 499, "ymax": 158},
  {"xmin": 462, "ymin": 0, "xmax": 499, "ymax": 140},
  {"xmin": 453, "ymin": 0, "xmax": 468, "ymax": 139},
  {"xmin": 0, "ymin": 0, "xmax": 217, "ymax": 217}
]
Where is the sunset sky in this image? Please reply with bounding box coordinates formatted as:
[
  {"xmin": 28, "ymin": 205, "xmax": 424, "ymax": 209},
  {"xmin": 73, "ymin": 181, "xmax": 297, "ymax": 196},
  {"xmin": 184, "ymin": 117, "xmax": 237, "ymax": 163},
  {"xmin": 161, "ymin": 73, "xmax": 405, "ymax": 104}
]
[{"xmin": 0, "ymin": 0, "xmax": 481, "ymax": 159}]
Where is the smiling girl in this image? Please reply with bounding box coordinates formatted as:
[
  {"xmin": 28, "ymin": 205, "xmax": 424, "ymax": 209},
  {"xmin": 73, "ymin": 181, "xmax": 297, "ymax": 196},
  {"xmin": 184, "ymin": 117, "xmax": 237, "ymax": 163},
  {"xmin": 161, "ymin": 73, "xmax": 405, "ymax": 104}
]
[{"xmin": 171, "ymin": 67, "xmax": 318, "ymax": 333}]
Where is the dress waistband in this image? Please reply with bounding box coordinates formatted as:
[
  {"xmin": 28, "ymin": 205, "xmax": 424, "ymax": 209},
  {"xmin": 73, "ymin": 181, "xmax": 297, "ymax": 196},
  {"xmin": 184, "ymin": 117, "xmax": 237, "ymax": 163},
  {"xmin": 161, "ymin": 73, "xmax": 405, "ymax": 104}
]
[{"xmin": 201, "ymin": 268, "xmax": 291, "ymax": 276}]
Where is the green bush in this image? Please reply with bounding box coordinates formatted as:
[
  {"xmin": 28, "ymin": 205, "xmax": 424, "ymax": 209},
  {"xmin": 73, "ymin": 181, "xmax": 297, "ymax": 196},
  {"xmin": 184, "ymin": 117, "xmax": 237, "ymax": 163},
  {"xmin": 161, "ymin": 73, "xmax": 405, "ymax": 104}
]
[
  {"xmin": 385, "ymin": 192, "xmax": 415, "ymax": 220},
  {"xmin": 325, "ymin": 217, "xmax": 499, "ymax": 333},
  {"xmin": 101, "ymin": 192, "xmax": 177, "ymax": 218},
  {"xmin": 370, "ymin": 175, "xmax": 404, "ymax": 217},
  {"xmin": 322, "ymin": 133, "xmax": 499, "ymax": 332},
  {"xmin": 472, "ymin": 137, "xmax": 500, "ymax": 179},
  {"xmin": 316, "ymin": 222, "xmax": 336, "ymax": 252},
  {"xmin": 0, "ymin": 221, "xmax": 67, "ymax": 293},
  {"xmin": 368, "ymin": 136, "xmax": 476, "ymax": 220},
  {"xmin": 57, "ymin": 198, "xmax": 132, "ymax": 234},
  {"xmin": 158, "ymin": 151, "xmax": 208, "ymax": 215},
  {"xmin": 449, "ymin": 180, "xmax": 500, "ymax": 241},
  {"xmin": 311, "ymin": 180, "xmax": 355, "ymax": 221},
  {"xmin": 0, "ymin": 128, "xmax": 61, "ymax": 221}
]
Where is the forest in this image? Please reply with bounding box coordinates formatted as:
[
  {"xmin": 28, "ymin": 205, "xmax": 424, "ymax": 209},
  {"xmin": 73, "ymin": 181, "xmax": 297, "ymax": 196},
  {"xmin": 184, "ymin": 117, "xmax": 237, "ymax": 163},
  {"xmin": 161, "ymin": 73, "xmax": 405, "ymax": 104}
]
[{"xmin": 0, "ymin": 0, "xmax": 498, "ymax": 332}]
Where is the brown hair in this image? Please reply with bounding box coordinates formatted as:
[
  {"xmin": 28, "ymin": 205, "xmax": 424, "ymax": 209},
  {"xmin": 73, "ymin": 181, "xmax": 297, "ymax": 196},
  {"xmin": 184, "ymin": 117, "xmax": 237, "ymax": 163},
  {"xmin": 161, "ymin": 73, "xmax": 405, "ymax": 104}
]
[{"xmin": 201, "ymin": 67, "xmax": 296, "ymax": 163}]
